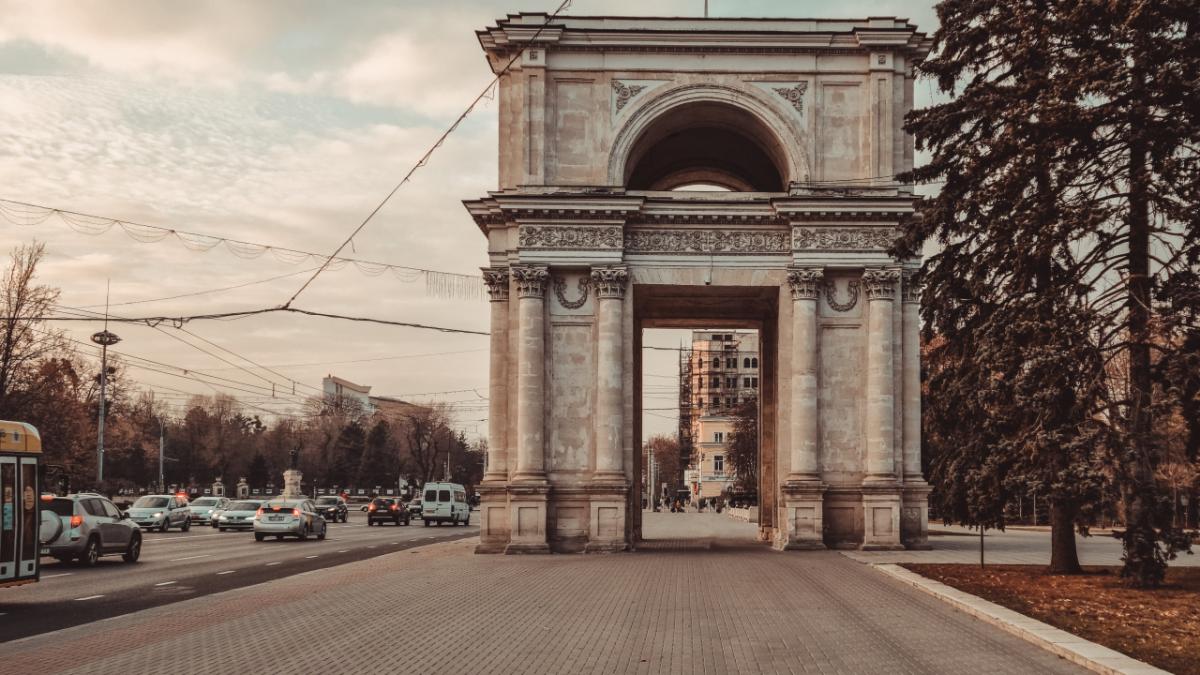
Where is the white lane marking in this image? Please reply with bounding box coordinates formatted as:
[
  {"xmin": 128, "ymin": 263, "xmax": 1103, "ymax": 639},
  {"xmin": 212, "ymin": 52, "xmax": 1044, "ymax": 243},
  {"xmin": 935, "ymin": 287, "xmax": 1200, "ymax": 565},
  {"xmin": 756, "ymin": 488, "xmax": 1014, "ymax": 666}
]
[
  {"xmin": 145, "ymin": 532, "xmax": 230, "ymax": 542},
  {"xmin": 366, "ymin": 545, "xmax": 376, "ymax": 549},
  {"xmin": 266, "ymin": 562, "xmax": 280, "ymax": 566},
  {"xmin": 168, "ymin": 554, "xmax": 211, "ymax": 562},
  {"xmin": 304, "ymin": 555, "xmax": 318, "ymax": 559},
  {"xmin": 74, "ymin": 594, "xmax": 104, "ymax": 601},
  {"xmin": 337, "ymin": 550, "xmax": 348, "ymax": 553},
  {"xmin": 217, "ymin": 570, "xmax": 236, "ymax": 575},
  {"xmin": 154, "ymin": 581, "xmax": 177, "ymax": 586},
  {"xmin": 41, "ymin": 573, "xmax": 73, "ymax": 579}
]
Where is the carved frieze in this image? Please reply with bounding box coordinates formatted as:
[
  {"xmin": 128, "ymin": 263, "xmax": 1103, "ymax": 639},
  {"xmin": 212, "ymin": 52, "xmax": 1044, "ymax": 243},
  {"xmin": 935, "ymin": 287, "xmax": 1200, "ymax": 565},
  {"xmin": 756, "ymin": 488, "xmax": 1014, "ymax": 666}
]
[
  {"xmin": 786, "ymin": 268, "xmax": 823, "ymax": 301},
  {"xmin": 862, "ymin": 269, "xmax": 901, "ymax": 301},
  {"xmin": 519, "ymin": 225, "xmax": 623, "ymax": 250},
  {"xmin": 481, "ymin": 267, "xmax": 510, "ymax": 302},
  {"xmin": 511, "ymin": 265, "xmax": 550, "ymax": 299},
  {"xmin": 590, "ymin": 266, "xmax": 629, "ymax": 300},
  {"xmin": 772, "ymin": 82, "xmax": 809, "ymax": 114},
  {"xmin": 792, "ymin": 227, "xmax": 898, "ymax": 251},
  {"xmin": 552, "ymin": 275, "xmax": 590, "ymax": 309},
  {"xmin": 624, "ymin": 228, "xmax": 789, "ymax": 255}
]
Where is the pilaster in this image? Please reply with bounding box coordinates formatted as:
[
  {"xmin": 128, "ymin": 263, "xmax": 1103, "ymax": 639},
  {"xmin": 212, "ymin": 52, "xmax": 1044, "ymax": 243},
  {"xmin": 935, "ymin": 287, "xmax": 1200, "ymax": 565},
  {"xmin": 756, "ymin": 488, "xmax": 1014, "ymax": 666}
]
[
  {"xmin": 507, "ymin": 265, "xmax": 550, "ymax": 554},
  {"xmin": 861, "ymin": 267, "xmax": 903, "ymax": 550},
  {"xmin": 587, "ymin": 266, "xmax": 629, "ymax": 552}
]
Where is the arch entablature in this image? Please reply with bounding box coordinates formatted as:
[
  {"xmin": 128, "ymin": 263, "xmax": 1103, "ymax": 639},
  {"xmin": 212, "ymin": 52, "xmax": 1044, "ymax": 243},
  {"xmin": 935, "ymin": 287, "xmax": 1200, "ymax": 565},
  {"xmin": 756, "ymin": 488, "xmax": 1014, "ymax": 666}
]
[{"xmin": 608, "ymin": 83, "xmax": 813, "ymax": 190}]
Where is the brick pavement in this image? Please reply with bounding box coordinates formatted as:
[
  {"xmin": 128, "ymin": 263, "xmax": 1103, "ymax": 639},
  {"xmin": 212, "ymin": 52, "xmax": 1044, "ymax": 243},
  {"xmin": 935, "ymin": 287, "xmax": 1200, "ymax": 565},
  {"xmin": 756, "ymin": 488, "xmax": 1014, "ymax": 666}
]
[{"xmin": 3, "ymin": 513, "xmax": 1088, "ymax": 675}]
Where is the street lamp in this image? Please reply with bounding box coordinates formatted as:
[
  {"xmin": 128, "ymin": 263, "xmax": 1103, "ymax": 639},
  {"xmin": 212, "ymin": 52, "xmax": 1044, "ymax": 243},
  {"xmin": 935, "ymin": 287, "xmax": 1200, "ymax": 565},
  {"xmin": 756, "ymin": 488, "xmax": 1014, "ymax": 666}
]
[{"xmin": 90, "ymin": 328, "xmax": 120, "ymax": 486}]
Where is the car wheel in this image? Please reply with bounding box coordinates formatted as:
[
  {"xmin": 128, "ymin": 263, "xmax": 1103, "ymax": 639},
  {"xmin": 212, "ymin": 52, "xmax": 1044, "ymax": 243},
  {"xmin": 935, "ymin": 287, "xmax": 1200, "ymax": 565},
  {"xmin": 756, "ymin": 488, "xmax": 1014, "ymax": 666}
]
[
  {"xmin": 255, "ymin": 533, "xmax": 265, "ymax": 542},
  {"xmin": 423, "ymin": 519, "xmax": 430, "ymax": 527},
  {"xmin": 298, "ymin": 524, "xmax": 308, "ymax": 541},
  {"xmin": 464, "ymin": 512, "xmax": 470, "ymax": 527},
  {"xmin": 367, "ymin": 520, "xmax": 373, "ymax": 526},
  {"xmin": 159, "ymin": 521, "xmax": 169, "ymax": 533},
  {"xmin": 317, "ymin": 524, "xmax": 326, "ymax": 541},
  {"xmin": 123, "ymin": 533, "xmax": 142, "ymax": 563},
  {"xmin": 218, "ymin": 527, "xmax": 226, "ymax": 532},
  {"xmin": 181, "ymin": 519, "xmax": 191, "ymax": 532},
  {"xmin": 79, "ymin": 537, "xmax": 100, "ymax": 567}
]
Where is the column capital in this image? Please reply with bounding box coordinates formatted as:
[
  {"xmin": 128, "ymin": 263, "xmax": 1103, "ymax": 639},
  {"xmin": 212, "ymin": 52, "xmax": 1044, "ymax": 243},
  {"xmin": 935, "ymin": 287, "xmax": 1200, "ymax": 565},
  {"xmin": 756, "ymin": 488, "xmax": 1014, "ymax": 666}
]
[
  {"xmin": 862, "ymin": 268, "xmax": 901, "ymax": 301},
  {"xmin": 786, "ymin": 267, "xmax": 824, "ymax": 301},
  {"xmin": 481, "ymin": 267, "xmax": 510, "ymax": 302},
  {"xmin": 590, "ymin": 266, "xmax": 629, "ymax": 300},
  {"xmin": 901, "ymin": 269, "xmax": 921, "ymax": 304},
  {"xmin": 511, "ymin": 265, "xmax": 549, "ymax": 299}
]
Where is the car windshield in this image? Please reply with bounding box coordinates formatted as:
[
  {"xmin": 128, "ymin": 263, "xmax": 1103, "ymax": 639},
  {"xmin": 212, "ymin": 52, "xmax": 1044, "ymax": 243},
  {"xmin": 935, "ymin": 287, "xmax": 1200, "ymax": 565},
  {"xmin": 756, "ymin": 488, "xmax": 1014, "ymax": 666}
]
[
  {"xmin": 191, "ymin": 498, "xmax": 219, "ymax": 506},
  {"xmin": 227, "ymin": 501, "xmax": 260, "ymax": 511},
  {"xmin": 316, "ymin": 497, "xmax": 339, "ymax": 505},
  {"xmin": 263, "ymin": 501, "xmax": 300, "ymax": 510},
  {"xmin": 372, "ymin": 499, "xmax": 392, "ymax": 506},
  {"xmin": 133, "ymin": 496, "xmax": 169, "ymax": 508}
]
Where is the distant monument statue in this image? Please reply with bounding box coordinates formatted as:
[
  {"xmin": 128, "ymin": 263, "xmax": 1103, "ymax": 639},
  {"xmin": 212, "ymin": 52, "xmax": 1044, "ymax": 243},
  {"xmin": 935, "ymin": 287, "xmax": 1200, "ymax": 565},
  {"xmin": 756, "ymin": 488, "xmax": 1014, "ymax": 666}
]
[
  {"xmin": 212, "ymin": 477, "xmax": 225, "ymax": 497},
  {"xmin": 236, "ymin": 477, "xmax": 249, "ymax": 499},
  {"xmin": 282, "ymin": 444, "xmax": 303, "ymax": 498}
]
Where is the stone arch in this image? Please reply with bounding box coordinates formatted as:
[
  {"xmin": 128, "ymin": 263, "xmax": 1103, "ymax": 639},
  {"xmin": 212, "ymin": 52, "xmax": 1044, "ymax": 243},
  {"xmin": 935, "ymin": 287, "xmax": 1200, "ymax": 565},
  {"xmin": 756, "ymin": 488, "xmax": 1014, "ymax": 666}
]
[{"xmin": 608, "ymin": 83, "xmax": 812, "ymax": 190}]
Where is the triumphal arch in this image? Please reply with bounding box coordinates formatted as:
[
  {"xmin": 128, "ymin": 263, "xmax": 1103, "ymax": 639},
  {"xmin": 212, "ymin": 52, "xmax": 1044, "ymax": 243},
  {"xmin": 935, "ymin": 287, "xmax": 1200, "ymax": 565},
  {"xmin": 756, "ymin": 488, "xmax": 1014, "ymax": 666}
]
[{"xmin": 466, "ymin": 14, "xmax": 932, "ymax": 553}]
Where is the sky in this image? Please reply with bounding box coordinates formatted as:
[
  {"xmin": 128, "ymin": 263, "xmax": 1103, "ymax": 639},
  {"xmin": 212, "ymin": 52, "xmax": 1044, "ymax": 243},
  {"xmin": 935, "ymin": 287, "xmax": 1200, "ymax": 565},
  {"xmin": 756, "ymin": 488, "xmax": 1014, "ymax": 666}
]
[{"xmin": 0, "ymin": 0, "xmax": 941, "ymax": 440}]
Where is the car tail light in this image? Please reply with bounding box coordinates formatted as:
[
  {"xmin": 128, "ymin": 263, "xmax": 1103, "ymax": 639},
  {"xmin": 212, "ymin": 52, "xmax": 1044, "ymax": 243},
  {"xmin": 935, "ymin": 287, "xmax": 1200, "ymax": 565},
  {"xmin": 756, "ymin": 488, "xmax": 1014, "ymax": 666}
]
[
  {"xmin": 292, "ymin": 508, "xmax": 301, "ymax": 517},
  {"xmin": 255, "ymin": 508, "xmax": 264, "ymax": 517},
  {"xmin": 368, "ymin": 504, "xmax": 376, "ymax": 512},
  {"xmin": 70, "ymin": 514, "xmax": 83, "ymax": 528},
  {"xmin": 390, "ymin": 504, "xmax": 398, "ymax": 511}
]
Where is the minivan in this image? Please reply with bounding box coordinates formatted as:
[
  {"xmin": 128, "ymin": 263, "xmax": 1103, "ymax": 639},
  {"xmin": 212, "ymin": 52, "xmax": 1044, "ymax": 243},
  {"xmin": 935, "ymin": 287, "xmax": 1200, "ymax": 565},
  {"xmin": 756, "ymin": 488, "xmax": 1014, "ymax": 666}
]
[{"xmin": 420, "ymin": 482, "xmax": 470, "ymax": 526}]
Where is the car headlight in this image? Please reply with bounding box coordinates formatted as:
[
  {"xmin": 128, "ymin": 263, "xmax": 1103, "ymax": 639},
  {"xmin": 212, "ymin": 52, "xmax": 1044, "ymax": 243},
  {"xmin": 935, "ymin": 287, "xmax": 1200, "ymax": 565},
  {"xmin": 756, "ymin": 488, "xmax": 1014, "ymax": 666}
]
[{"xmin": 153, "ymin": 512, "xmax": 163, "ymax": 518}]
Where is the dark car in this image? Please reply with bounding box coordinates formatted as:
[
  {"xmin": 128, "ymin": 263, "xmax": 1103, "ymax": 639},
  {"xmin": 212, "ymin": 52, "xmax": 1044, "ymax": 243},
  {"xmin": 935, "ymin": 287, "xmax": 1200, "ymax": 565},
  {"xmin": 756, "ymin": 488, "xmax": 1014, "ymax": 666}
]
[
  {"xmin": 367, "ymin": 498, "xmax": 409, "ymax": 526},
  {"xmin": 313, "ymin": 496, "xmax": 348, "ymax": 523}
]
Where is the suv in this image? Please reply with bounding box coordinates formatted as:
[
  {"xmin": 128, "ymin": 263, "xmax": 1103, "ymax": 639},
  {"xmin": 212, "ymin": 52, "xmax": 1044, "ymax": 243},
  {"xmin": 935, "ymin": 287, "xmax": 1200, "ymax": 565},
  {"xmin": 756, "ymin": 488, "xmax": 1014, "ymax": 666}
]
[
  {"xmin": 314, "ymin": 496, "xmax": 348, "ymax": 523},
  {"xmin": 367, "ymin": 498, "xmax": 409, "ymax": 526},
  {"xmin": 127, "ymin": 494, "xmax": 192, "ymax": 531},
  {"xmin": 41, "ymin": 494, "xmax": 142, "ymax": 566}
]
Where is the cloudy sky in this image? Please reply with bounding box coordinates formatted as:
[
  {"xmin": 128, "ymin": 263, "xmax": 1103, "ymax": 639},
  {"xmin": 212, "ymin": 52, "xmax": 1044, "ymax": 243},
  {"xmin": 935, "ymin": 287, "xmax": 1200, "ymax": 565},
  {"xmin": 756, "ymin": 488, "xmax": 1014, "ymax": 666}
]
[{"xmin": 0, "ymin": 0, "xmax": 940, "ymax": 440}]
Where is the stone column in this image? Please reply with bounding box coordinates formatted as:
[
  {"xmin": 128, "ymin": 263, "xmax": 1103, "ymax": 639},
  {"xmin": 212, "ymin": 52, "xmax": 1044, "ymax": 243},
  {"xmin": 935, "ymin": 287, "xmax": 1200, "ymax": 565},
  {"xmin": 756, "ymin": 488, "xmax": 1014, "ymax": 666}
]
[
  {"xmin": 900, "ymin": 269, "xmax": 931, "ymax": 548},
  {"xmin": 586, "ymin": 266, "xmax": 629, "ymax": 552},
  {"xmin": 477, "ymin": 267, "xmax": 511, "ymax": 554},
  {"xmin": 777, "ymin": 267, "xmax": 826, "ymax": 551},
  {"xmin": 861, "ymin": 268, "xmax": 903, "ymax": 550},
  {"xmin": 506, "ymin": 265, "xmax": 550, "ymax": 554}
]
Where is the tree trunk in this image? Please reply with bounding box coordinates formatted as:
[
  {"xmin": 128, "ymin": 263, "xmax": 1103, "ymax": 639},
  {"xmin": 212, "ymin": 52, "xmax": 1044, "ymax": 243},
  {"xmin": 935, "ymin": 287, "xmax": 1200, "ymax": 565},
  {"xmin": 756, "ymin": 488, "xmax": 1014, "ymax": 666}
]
[{"xmin": 1049, "ymin": 500, "xmax": 1082, "ymax": 574}]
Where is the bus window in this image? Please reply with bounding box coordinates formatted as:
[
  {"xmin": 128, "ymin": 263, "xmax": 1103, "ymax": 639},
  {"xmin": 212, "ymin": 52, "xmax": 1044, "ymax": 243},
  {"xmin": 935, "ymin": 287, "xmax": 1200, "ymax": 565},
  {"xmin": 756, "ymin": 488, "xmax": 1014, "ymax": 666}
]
[
  {"xmin": 19, "ymin": 460, "xmax": 36, "ymax": 576},
  {"xmin": 1, "ymin": 460, "xmax": 14, "ymax": 581}
]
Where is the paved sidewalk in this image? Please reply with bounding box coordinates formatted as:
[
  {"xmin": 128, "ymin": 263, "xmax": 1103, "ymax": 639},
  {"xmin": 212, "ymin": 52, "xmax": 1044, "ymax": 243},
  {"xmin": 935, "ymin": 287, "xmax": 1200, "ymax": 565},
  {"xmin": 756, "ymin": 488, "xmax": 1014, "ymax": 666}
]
[{"xmin": 4, "ymin": 513, "xmax": 1086, "ymax": 675}]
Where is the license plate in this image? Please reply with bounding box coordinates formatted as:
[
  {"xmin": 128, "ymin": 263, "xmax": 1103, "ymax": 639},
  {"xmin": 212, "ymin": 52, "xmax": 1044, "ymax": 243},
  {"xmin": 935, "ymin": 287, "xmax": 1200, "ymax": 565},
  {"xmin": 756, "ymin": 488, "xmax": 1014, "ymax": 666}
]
[
  {"xmin": 269, "ymin": 515, "xmax": 284, "ymax": 521},
  {"xmin": 40, "ymin": 547, "xmax": 49, "ymax": 555}
]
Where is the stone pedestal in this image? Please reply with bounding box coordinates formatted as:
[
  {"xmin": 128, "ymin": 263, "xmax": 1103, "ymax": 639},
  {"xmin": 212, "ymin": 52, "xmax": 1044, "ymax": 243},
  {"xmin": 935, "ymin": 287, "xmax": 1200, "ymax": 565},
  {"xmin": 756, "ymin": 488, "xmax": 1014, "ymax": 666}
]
[
  {"xmin": 901, "ymin": 482, "xmax": 933, "ymax": 550},
  {"xmin": 584, "ymin": 484, "xmax": 628, "ymax": 553},
  {"xmin": 236, "ymin": 478, "xmax": 249, "ymax": 499},
  {"xmin": 504, "ymin": 484, "xmax": 550, "ymax": 554},
  {"xmin": 861, "ymin": 485, "xmax": 904, "ymax": 550},
  {"xmin": 776, "ymin": 482, "xmax": 827, "ymax": 550},
  {"xmin": 282, "ymin": 469, "xmax": 303, "ymax": 498},
  {"xmin": 212, "ymin": 478, "xmax": 225, "ymax": 497},
  {"xmin": 475, "ymin": 482, "xmax": 510, "ymax": 554}
]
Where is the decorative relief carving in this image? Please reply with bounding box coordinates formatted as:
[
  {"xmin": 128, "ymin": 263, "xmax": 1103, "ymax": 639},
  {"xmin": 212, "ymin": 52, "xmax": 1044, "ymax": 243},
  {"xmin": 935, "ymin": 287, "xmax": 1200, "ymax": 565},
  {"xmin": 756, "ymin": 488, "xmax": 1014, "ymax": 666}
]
[
  {"xmin": 624, "ymin": 229, "xmax": 789, "ymax": 255},
  {"xmin": 824, "ymin": 279, "xmax": 860, "ymax": 312},
  {"xmin": 787, "ymin": 268, "xmax": 824, "ymax": 301},
  {"xmin": 519, "ymin": 225, "xmax": 623, "ymax": 250},
  {"xmin": 772, "ymin": 82, "xmax": 809, "ymax": 114},
  {"xmin": 481, "ymin": 267, "xmax": 510, "ymax": 302},
  {"xmin": 862, "ymin": 269, "xmax": 901, "ymax": 301},
  {"xmin": 612, "ymin": 80, "xmax": 647, "ymax": 111},
  {"xmin": 901, "ymin": 269, "xmax": 921, "ymax": 304},
  {"xmin": 590, "ymin": 266, "xmax": 629, "ymax": 300},
  {"xmin": 792, "ymin": 227, "xmax": 898, "ymax": 251},
  {"xmin": 511, "ymin": 265, "xmax": 549, "ymax": 299},
  {"xmin": 552, "ymin": 275, "xmax": 590, "ymax": 309}
]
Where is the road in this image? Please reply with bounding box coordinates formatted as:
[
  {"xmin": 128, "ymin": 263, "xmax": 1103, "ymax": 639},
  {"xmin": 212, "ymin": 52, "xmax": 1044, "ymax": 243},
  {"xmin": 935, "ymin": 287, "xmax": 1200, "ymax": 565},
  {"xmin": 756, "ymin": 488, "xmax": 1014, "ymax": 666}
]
[{"xmin": 0, "ymin": 510, "xmax": 477, "ymax": 642}]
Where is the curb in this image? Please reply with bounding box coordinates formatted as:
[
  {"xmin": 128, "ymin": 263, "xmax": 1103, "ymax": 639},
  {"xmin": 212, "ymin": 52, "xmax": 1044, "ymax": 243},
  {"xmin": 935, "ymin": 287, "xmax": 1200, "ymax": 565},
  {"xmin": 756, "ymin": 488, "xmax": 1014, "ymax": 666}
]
[{"xmin": 872, "ymin": 564, "xmax": 1168, "ymax": 675}]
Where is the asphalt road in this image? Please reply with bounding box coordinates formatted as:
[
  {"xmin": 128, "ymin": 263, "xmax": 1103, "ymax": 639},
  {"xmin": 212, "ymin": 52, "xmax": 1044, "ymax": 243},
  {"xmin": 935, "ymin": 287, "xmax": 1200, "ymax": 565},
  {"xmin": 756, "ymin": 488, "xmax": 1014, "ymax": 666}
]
[{"xmin": 0, "ymin": 510, "xmax": 478, "ymax": 642}]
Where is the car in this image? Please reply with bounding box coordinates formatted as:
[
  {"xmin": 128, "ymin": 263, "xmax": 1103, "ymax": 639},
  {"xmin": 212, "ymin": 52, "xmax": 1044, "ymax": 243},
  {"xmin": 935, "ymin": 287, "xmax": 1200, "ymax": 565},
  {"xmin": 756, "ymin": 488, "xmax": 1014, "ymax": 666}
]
[
  {"xmin": 126, "ymin": 494, "xmax": 192, "ymax": 531},
  {"xmin": 421, "ymin": 482, "xmax": 470, "ymax": 527},
  {"xmin": 40, "ymin": 493, "xmax": 142, "ymax": 566},
  {"xmin": 367, "ymin": 497, "xmax": 409, "ymax": 526},
  {"xmin": 188, "ymin": 496, "xmax": 231, "ymax": 526},
  {"xmin": 407, "ymin": 498, "xmax": 422, "ymax": 517},
  {"xmin": 253, "ymin": 498, "xmax": 327, "ymax": 541},
  {"xmin": 313, "ymin": 495, "xmax": 348, "ymax": 523},
  {"xmin": 215, "ymin": 499, "xmax": 262, "ymax": 531}
]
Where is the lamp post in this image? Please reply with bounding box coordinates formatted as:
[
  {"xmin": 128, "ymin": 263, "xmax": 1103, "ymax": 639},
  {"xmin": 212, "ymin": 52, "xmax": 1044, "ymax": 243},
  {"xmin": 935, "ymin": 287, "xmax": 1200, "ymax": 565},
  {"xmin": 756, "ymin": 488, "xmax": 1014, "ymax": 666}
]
[{"xmin": 90, "ymin": 328, "xmax": 121, "ymax": 486}]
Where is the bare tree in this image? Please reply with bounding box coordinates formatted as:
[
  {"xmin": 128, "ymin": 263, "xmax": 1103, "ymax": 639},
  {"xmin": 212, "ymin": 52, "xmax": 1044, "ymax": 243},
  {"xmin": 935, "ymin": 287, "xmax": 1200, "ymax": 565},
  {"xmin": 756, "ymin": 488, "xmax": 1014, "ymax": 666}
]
[{"xmin": 0, "ymin": 241, "xmax": 61, "ymax": 418}]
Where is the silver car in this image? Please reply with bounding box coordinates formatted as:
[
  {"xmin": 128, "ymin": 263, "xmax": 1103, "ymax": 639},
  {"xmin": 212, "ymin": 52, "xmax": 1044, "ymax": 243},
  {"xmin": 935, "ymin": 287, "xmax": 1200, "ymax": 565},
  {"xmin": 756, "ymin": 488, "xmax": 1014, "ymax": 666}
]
[
  {"xmin": 126, "ymin": 494, "xmax": 191, "ymax": 531},
  {"xmin": 253, "ymin": 498, "xmax": 327, "ymax": 541},
  {"xmin": 215, "ymin": 500, "xmax": 262, "ymax": 531},
  {"xmin": 188, "ymin": 496, "xmax": 230, "ymax": 525},
  {"xmin": 41, "ymin": 494, "xmax": 142, "ymax": 566}
]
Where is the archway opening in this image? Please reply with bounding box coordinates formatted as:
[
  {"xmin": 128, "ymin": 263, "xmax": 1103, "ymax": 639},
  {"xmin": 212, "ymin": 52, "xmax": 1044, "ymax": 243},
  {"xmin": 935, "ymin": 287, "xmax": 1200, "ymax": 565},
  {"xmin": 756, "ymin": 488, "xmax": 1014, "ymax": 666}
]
[{"xmin": 623, "ymin": 101, "xmax": 789, "ymax": 192}]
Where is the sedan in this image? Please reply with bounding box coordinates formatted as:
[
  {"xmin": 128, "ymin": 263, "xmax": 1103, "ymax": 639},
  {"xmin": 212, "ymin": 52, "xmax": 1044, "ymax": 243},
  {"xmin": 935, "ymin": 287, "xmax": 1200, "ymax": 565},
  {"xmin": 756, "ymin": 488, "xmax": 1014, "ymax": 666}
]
[
  {"xmin": 188, "ymin": 496, "xmax": 231, "ymax": 525},
  {"xmin": 215, "ymin": 500, "xmax": 263, "ymax": 531},
  {"xmin": 253, "ymin": 499, "xmax": 327, "ymax": 541}
]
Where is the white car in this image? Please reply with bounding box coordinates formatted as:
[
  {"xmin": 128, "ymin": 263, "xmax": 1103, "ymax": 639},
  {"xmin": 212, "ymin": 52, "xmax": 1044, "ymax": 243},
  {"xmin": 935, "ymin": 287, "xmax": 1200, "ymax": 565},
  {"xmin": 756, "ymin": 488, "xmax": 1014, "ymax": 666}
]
[
  {"xmin": 215, "ymin": 500, "xmax": 262, "ymax": 531},
  {"xmin": 421, "ymin": 482, "xmax": 470, "ymax": 527},
  {"xmin": 253, "ymin": 498, "xmax": 327, "ymax": 541},
  {"xmin": 188, "ymin": 496, "xmax": 230, "ymax": 525}
]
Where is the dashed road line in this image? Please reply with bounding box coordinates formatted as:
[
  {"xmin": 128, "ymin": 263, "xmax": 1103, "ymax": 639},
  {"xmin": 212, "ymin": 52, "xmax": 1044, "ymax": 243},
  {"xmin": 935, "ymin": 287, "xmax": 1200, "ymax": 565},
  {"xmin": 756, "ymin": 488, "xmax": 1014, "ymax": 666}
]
[
  {"xmin": 265, "ymin": 562, "xmax": 280, "ymax": 566},
  {"xmin": 74, "ymin": 595, "xmax": 104, "ymax": 601},
  {"xmin": 169, "ymin": 554, "xmax": 212, "ymax": 562},
  {"xmin": 40, "ymin": 573, "xmax": 73, "ymax": 579},
  {"xmin": 217, "ymin": 570, "xmax": 236, "ymax": 575},
  {"xmin": 337, "ymin": 550, "xmax": 349, "ymax": 553},
  {"xmin": 154, "ymin": 581, "xmax": 177, "ymax": 586},
  {"xmin": 304, "ymin": 555, "xmax": 318, "ymax": 559}
]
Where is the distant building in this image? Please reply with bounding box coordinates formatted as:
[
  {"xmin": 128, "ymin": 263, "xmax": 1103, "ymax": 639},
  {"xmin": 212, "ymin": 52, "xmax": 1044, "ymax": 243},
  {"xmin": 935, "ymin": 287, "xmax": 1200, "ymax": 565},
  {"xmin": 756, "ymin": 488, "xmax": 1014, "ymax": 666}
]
[{"xmin": 321, "ymin": 375, "xmax": 428, "ymax": 422}]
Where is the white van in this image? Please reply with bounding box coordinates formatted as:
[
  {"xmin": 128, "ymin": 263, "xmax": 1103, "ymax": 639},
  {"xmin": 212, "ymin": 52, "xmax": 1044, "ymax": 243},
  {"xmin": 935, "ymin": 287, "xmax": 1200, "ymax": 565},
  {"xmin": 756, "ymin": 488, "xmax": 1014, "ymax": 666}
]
[{"xmin": 421, "ymin": 482, "xmax": 470, "ymax": 527}]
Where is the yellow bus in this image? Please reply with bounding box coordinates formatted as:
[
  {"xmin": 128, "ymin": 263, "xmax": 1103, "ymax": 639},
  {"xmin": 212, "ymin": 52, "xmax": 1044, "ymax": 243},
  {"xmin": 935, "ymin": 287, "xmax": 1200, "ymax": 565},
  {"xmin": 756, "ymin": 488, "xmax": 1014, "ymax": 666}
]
[{"xmin": 1, "ymin": 421, "xmax": 41, "ymax": 589}]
